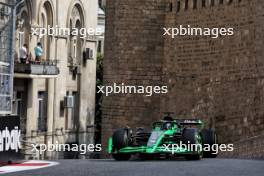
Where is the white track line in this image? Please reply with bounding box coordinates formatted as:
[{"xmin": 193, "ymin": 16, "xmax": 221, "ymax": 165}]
[{"xmin": 0, "ymin": 160, "xmax": 59, "ymax": 174}]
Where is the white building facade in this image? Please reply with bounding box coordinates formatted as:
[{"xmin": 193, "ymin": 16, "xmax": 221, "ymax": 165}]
[{"xmin": 12, "ymin": 0, "xmax": 98, "ymax": 159}]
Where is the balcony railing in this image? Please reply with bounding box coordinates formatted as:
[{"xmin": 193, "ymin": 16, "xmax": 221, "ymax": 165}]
[{"xmin": 14, "ymin": 61, "xmax": 60, "ymax": 75}]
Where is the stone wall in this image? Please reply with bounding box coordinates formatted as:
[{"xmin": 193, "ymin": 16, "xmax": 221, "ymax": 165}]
[
  {"xmin": 102, "ymin": 0, "xmax": 167, "ymax": 155},
  {"xmin": 102, "ymin": 0, "xmax": 264, "ymax": 159}
]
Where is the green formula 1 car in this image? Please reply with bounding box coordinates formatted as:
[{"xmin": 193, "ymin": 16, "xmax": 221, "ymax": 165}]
[{"xmin": 108, "ymin": 115, "xmax": 217, "ymax": 161}]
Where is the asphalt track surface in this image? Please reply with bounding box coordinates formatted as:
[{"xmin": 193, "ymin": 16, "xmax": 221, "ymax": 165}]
[{"xmin": 5, "ymin": 159, "xmax": 264, "ymax": 176}]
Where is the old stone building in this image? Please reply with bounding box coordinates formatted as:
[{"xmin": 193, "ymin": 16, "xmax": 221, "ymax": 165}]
[
  {"xmin": 11, "ymin": 0, "xmax": 98, "ymax": 159},
  {"xmin": 97, "ymin": 4, "xmax": 105, "ymax": 55},
  {"xmin": 102, "ymin": 0, "xmax": 264, "ymax": 159}
]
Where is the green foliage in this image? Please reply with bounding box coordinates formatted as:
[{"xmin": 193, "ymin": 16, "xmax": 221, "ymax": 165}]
[{"xmin": 95, "ymin": 53, "xmax": 104, "ymax": 144}]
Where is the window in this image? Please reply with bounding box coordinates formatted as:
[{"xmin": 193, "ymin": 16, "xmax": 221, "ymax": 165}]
[
  {"xmin": 73, "ymin": 39, "xmax": 77, "ymax": 59},
  {"xmin": 185, "ymin": 0, "xmax": 188, "ymax": 10},
  {"xmin": 40, "ymin": 13, "xmax": 47, "ymax": 60},
  {"xmin": 37, "ymin": 91, "xmax": 47, "ymax": 132},
  {"xmin": 99, "ymin": 0, "xmax": 102, "ymax": 7},
  {"xmin": 211, "ymin": 0, "xmax": 215, "ymax": 6},
  {"xmin": 12, "ymin": 91, "xmax": 22, "ymax": 116},
  {"xmin": 0, "ymin": 7, "xmax": 5, "ymax": 20},
  {"xmin": 18, "ymin": 32, "xmax": 24, "ymax": 49},
  {"xmin": 176, "ymin": 1, "xmax": 181, "ymax": 12},
  {"xmin": 98, "ymin": 40, "xmax": 102, "ymax": 53},
  {"xmin": 169, "ymin": 2, "xmax": 173, "ymax": 12},
  {"xmin": 193, "ymin": 0, "xmax": 197, "ymax": 9},
  {"xmin": 75, "ymin": 20, "xmax": 82, "ymax": 62},
  {"xmin": 99, "ymin": 0, "xmax": 105, "ymax": 8},
  {"xmin": 66, "ymin": 91, "xmax": 78, "ymax": 130},
  {"xmin": 68, "ymin": 6, "xmax": 84, "ymax": 65},
  {"xmin": 202, "ymin": 0, "xmax": 206, "ymax": 7}
]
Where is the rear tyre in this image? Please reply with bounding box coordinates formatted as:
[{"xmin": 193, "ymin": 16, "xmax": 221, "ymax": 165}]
[
  {"xmin": 201, "ymin": 129, "xmax": 217, "ymax": 158},
  {"xmin": 182, "ymin": 128, "xmax": 203, "ymax": 160}
]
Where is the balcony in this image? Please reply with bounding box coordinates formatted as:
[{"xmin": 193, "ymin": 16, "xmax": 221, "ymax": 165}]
[{"xmin": 14, "ymin": 61, "xmax": 60, "ymax": 79}]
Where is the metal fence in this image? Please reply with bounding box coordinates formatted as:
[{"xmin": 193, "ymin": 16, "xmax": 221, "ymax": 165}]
[{"xmin": 0, "ymin": 0, "xmax": 15, "ymax": 114}]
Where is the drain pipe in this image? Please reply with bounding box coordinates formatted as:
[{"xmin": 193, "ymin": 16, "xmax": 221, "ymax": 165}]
[{"xmin": 51, "ymin": 0, "xmax": 59, "ymax": 159}]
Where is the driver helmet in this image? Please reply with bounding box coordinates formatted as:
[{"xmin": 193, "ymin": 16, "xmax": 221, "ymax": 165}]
[{"xmin": 164, "ymin": 122, "xmax": 172, "ymax": 130}]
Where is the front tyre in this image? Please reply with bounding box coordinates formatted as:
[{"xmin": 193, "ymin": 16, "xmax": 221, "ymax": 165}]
[
  {"xmin": 112, "ymin": 128, "xmax": 131, "ymax": 161},
  {"xmin": 201, "ymin": 129, "xmax": 218, "ymax": 158},
  {"xmin": 182, "ymin": 128, "xmax": 203, "ymax": 160},
  {"xmin": 112, "ymin": 128, "xmax": 130, "ymax": 150}
]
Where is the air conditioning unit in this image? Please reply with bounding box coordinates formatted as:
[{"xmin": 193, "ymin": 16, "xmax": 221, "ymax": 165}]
[
  {"xmin": 64, "ymin": 96, "xmax": 74, "ymax": 108},
  {"xmin": 83, "ymin": 48, "xmax": 94, "ymax": 61}
]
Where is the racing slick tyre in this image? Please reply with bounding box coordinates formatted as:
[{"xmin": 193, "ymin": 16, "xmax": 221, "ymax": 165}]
[
  {"xmin": 112, "ymin": 128, "xmax": 131, "ymax": 161},
  {"xmin": 201, "ymin": 129, "xmax": 218, "ymax": 158},
  {"xmin": 182, "ymin": 128, "xmax": 203, "ymax": 160},
  {"xmin": 112, "ymin": 128, "xmax": 130, "ymax": 150}
]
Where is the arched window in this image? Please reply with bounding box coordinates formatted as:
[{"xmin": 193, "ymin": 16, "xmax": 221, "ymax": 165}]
[
  {"xmin": 193, "ymin": 0, "xmax": 197, "ymax": 9},
  {"xmin": 210, "ymin": 0, "xmax": 215, "ymax": 6},
  {"xmin": 19, "ymin": 11, "xmax": 30, "ymax": 48},
  {"xmin": 68, "ymin": 5, "xmax": 84, "ymax": 65},
  {"xmin": 75, "ymin": 20, "xmax": 82, "ymax": 62},
  {"xmin": 176, "ymin": 0, "xmax": 180, "ymax": 12},
  {"xmin": 38, "ymin": 1, "xmax": 53, "ymax": 61},
  {"xmin": 185, "ymin": 0, "xmax": 188, "ymax": 10},
  {"xmin": 17, "ymin": 10, "xmax": 30, "ymax": 60},
  {"xmin": 202, "ymin": 0, "xmax": 206, "ymax": 7},
  {"xmin": 40, "ymin": 13, "xmax": 47, "ymax": 60}
]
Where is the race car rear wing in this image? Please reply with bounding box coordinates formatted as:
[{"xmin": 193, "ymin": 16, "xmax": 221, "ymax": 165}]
[{"xmin": 174, "ymin": 119, "xmax": 203, "ymax": 126}]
